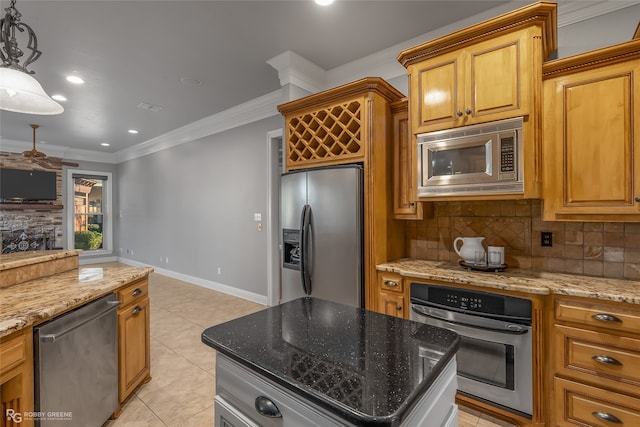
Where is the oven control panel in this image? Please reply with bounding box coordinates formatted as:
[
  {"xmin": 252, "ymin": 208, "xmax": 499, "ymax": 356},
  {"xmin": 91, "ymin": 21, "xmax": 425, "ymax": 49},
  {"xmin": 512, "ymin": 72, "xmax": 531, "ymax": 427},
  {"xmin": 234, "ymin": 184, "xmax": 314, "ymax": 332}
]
[
  {"xmin": 410, "ymin": 282, "xmax": 532, "ymax": 320},
  {"xmin": 434, "ymin": 288, "xmax": 503, "ymax": 314}
]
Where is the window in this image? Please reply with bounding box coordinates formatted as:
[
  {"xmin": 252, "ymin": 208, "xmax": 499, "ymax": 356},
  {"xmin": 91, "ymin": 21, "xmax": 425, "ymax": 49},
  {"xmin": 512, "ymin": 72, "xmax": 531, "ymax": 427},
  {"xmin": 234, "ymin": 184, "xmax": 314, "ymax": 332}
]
[{"xmin": 67, "ymin": 170, "xmax": 112, "ymax": 254}]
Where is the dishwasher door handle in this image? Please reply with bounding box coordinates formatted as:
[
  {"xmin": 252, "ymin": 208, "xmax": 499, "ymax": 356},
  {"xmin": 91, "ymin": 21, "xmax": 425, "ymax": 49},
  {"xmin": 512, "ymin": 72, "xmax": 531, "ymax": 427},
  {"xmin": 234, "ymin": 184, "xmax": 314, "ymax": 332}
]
[{"xmin": 40, "ymin": 300, "xmax": 121, "ymax": 343}]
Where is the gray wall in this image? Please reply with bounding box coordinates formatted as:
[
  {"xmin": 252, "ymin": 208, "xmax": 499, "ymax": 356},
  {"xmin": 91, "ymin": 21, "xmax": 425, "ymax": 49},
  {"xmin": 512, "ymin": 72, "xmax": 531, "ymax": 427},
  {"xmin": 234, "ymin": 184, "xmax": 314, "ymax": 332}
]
[
  {"xmin": 557, "ymin": 4, "xmax": 640, "ymax": 59},
  {"xmin": 116, "ymin": 115, "xmax": 282, "ymax": 300}
]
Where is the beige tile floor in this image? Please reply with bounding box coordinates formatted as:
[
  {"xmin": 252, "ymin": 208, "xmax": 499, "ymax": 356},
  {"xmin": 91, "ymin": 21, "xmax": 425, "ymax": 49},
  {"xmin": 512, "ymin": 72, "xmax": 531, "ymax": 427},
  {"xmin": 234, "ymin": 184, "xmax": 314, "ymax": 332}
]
[{"xmin": 103, "ymin": 268, "xmax": 513, "ymax": 427}]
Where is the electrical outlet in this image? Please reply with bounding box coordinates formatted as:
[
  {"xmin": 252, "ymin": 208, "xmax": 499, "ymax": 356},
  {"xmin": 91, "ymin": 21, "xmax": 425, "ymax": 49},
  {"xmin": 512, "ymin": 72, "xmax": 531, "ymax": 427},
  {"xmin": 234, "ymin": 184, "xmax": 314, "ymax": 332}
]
[
  {"xmin": 541, "ymin": 232, "xmax": 553, "ymax": 247},
  {"xmin": 217, "ymin": 267, "xmax": 222, "ymax": 275},
  {"xmin": 165, "ymin": 257, "xmax": 169, "ymax": 264}
]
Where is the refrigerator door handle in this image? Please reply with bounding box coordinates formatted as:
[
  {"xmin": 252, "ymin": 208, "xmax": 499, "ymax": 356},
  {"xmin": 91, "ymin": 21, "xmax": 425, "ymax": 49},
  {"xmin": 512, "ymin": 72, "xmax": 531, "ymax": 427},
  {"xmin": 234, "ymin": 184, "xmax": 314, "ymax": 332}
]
[{"xmin": 300, "ymin": 204, "xmax": 312, "ymax": 295}]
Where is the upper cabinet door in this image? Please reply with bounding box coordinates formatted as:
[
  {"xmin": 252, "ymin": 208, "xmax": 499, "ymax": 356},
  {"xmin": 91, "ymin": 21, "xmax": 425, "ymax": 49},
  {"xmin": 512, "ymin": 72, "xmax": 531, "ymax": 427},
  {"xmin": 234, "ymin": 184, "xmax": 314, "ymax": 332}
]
[
  {"xmin": 543, "ymin": 56, "xmax": 640, "ymax": 221},
  {"xmin": 411, "ymin": 50, "xmax": 463, "ymax": 131},
  {"xmin": 467, "ymin": 30, "xmax": 531, "ymax": 122}
]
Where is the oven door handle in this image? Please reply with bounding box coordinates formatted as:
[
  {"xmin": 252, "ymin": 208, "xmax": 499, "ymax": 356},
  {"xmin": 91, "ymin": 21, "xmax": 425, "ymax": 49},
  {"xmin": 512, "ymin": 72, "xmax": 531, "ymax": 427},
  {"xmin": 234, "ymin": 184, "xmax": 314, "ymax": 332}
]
[{"xmin": 411, "ymin": 305, "xmax": 530, "ymax": 335}]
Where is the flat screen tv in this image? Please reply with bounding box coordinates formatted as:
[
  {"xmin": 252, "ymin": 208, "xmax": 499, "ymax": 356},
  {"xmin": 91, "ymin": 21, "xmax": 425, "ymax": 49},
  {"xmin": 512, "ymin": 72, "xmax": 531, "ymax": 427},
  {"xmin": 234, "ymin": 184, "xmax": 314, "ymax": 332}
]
[{"xmin": 0, "ymin": 168, "xmax": 57, "ymax": 201}]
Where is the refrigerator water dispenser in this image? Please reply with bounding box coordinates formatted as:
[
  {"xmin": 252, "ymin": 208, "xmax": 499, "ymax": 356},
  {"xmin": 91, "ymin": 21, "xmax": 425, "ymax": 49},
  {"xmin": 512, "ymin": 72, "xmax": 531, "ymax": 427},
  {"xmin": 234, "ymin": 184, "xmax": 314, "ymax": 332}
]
[{"xmin": 283, "ymin": 229, "xmax": 301, "ymax": 270}]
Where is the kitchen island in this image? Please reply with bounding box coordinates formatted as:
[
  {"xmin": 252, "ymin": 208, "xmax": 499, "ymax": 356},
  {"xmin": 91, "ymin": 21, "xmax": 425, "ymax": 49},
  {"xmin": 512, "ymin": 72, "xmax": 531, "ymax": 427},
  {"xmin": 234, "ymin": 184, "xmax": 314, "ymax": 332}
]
[{"xmin": 202, "ymin": 297, "xmax": 460, "ymax": 427}]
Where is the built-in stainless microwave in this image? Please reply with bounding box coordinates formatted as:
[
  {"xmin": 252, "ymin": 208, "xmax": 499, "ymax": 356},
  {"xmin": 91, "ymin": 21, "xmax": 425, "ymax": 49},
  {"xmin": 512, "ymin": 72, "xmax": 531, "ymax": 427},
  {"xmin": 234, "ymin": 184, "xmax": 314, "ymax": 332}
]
[{"xmin": 417, "ymin": 117, "xmax": 524, "ymax": 197}]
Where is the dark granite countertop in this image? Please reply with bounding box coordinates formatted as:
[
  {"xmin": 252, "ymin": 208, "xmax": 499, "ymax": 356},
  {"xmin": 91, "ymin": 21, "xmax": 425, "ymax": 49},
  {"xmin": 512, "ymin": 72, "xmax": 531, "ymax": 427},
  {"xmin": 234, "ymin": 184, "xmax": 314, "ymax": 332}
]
[{"xmin": 201, "ymin": 297, "xmax": 460, "ymax": 427}]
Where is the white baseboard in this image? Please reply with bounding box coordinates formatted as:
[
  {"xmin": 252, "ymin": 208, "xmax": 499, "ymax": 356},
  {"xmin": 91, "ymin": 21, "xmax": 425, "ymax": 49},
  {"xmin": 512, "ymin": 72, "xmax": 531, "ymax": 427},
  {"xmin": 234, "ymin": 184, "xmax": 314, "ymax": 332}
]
[{"xmin": 117, "ymin": 257, "xmax": 269, "ymax": 306}]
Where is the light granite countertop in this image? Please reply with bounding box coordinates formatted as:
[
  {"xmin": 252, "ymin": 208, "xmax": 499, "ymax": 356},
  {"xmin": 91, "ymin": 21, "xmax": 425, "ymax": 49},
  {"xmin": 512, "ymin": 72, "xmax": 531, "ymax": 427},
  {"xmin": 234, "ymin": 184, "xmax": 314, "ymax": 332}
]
[
  {"xmin": 0, "ymin": 249, "xmax": 83, "ymax": 270},
  {"xmin": 378, "ymin": 259, "xmax": 640, "ymax": 305},
  {"xmin": 0, "ymin": 265, "xmax": 153, "ymax": 338}
]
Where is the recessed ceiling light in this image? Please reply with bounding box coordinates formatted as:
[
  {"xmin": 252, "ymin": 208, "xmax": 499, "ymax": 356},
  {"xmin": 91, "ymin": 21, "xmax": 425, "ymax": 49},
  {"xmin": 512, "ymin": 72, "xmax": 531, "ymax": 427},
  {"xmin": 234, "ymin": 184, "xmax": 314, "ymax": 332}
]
[
  {"xmin": 101, "ymin": 142, "xmax": 110, "ymax": 147},
  {"xmin": 128, "ymin": 129, "xmax": 138, "ymax": 134},
  {"xmin": 315, "ymin": 0, "xmax": 334, "ymax": 5},
  {"xmin": 66, "ymin": 75, "xmax": 84, "ymax": 84},
  {"xmin": 51, "ymin": 94, "xmax": 67, "ymax": 102}
]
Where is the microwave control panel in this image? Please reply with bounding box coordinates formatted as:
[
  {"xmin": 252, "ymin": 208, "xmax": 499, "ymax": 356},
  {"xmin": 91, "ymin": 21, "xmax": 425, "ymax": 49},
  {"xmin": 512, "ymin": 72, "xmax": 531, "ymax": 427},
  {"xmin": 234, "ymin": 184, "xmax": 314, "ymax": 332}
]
[{"xmin": 499, "ymin": 135, "xmax": 516, "ymax": 181}]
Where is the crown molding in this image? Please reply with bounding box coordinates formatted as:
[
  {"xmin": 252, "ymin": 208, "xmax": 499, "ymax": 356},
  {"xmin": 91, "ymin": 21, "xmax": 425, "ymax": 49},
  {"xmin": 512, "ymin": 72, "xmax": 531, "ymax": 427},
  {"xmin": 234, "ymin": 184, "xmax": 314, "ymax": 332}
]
[
  {"xmin": 556, "ymin": 0, "xmax": 640, "ymax": 28},
  {"xmin": 115, "ymin": 88, "xmax": 283, "ymax": 163},
  {"xmin": 0, "ymin": 139, "xmax": 118, "ymax": 164},
  {"xmin": 267, "ymin": 50, "xmax": 327, "ymax": 94}
]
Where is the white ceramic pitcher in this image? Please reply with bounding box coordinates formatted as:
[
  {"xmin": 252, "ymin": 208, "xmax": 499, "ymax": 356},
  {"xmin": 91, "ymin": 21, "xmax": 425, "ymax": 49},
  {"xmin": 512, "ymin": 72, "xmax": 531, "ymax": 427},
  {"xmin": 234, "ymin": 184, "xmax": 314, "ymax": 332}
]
[{"xmin": 453, "ymin": 236, "xmax": 486, "ymax": 264}]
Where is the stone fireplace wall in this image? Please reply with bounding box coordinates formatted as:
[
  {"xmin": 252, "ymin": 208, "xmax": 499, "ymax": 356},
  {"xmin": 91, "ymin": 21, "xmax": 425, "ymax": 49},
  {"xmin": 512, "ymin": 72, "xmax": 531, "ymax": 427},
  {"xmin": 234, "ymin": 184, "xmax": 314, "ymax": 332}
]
[
  {"xmin": 0, "ymin": 151, "xmax": 64, "ymax": 253},
  {"xmin": 405, "ymin": 199, "xmax": 640, "ymax": 280}
]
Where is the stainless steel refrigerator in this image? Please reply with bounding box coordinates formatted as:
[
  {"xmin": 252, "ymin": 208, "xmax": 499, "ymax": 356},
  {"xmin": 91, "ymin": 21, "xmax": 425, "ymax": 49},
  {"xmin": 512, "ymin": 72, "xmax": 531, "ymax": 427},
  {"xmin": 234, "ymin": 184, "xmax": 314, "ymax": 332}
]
[{"xmin": 280, "ymin": 165, "xmax": 363, "ymax": 307}]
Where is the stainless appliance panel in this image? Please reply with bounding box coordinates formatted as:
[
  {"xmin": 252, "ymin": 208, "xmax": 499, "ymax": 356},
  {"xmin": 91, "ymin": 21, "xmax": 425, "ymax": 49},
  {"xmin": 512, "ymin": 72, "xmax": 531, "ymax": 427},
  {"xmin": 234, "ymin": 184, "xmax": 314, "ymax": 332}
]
[
  {"xmin": 410, "ymin": 304, "xmax": 532, "ymax": 416},
  {"xmin": 34, "ymin": 294, "xmax": 120, "ymax": 427},
  {"xmin": 280, "ymin": 171, "xmax": 307, "ymax": 303},
  {"xmin": 280, "ymin": 171, "xmax": 307, "ymax": 231},
  {"xmin": 417, "ymin": 117, "xmax": 524, "ymax": 197},
  {"xmin": 409, "ymin": 282, "xmax": 532, "ymax": 416},
  {"xmin": 280, "ymin": 165, "xmax": 363, "ymax": 307},
  {"xmin": 306, "ymin": 166, "xmax": 362, "ymax": 307}
]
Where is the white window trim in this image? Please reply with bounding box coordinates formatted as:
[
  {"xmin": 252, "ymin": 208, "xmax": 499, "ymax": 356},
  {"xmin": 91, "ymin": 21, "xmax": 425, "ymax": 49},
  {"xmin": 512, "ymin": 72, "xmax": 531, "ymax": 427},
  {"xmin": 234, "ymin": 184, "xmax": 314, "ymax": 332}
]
[{"xmin": 66, "ymin": 169, "xmax": 113, "ymax": 256}]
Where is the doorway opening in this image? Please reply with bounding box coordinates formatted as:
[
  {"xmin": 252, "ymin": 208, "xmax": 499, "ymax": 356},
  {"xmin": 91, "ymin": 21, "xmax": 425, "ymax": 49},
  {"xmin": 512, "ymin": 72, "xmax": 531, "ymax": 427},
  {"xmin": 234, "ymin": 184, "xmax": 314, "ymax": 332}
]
[{"xmin": 266, "ymin": 129, "xmax": 283, "ymax": 306}]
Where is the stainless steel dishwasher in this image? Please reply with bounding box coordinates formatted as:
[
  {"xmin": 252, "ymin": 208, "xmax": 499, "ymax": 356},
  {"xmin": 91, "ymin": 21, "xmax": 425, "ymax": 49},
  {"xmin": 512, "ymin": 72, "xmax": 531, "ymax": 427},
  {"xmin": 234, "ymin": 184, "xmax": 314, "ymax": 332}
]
[{"xmin": 34, "ymin": 293, "xmax": 120, "ymax": 427}]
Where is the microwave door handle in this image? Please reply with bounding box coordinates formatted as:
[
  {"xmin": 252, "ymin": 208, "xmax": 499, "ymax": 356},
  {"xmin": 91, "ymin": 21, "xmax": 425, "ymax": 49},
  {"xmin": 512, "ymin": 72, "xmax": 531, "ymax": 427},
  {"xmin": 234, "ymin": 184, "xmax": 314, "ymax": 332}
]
[{"xmin": 411, "ymin": 305, "xmax": 530, "ymax": 335}]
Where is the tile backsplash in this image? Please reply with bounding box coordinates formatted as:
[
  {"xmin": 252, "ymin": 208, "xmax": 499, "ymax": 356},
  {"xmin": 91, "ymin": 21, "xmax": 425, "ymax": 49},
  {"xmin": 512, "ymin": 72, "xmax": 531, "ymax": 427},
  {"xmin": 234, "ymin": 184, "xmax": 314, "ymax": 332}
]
[{"xmin": 405, "ymin": 200, "xmax": 640, "ymax": 280}]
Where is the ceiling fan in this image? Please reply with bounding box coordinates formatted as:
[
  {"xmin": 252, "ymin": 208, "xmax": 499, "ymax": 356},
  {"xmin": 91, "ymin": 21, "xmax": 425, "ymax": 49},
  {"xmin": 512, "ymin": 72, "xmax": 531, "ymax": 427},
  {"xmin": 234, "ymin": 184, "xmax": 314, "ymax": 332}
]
[{"xmin": 23, "ymin": 124, "xmax": 77, "ymax": 168}]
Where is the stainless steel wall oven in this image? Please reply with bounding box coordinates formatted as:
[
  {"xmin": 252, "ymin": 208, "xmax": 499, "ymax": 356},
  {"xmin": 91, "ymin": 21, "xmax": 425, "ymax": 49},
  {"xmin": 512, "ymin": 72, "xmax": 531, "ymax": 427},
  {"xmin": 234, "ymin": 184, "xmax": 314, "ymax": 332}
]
[{"xmin": 410, "ymin": 282, "xmax": 532, "ymax": 417}]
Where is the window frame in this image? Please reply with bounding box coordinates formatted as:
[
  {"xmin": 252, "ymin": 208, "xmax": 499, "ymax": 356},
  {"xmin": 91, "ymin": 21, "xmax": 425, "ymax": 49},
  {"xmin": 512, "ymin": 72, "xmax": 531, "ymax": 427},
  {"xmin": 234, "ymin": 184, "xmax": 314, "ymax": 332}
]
[{"xmin": 66, "ymin": 169, "xmax": 113, "ymax": 256}]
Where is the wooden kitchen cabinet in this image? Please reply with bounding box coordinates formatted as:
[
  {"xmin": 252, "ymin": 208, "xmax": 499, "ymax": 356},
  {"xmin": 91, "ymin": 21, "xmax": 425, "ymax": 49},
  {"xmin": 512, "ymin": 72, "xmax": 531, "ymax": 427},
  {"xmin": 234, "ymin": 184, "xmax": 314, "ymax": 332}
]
[
  {"xmin": 549, "ymin": 296, "xmax": 640, "ymax": 426},
  {"xmin": 278, "ymin": 78, "xmax": 406, "ymax": 312},
  {"xmin": 398, "ymin": 2, "xmax": 556, "ymax": 136},
  {"xmin": 117, "ymin": 278, "xmax": 151, "ymax": 403},
  {"xmin": 376, "ymin": 272, "xmax": 407, "ymax": 319},
  {"xmin": 390, "ymin": 98, "xmax": 423, "ymax": 219},
  {"xmin": 0, "ymin": 329, "xmax": 33, "ymax": 427},
  {"xmin": 397, "ymin": 2, "xmax": 556, "ymax": 201},
  {"xmin": 542, "ymin": 39, "xmax": 640, "ymax": 221},
  {"xmin": 406, "ymin": 29, "xmax": 534, "ymax": 134},
  {"xmin": 278, "ymin": 77, "xmax": 403, "ymax": 171}
]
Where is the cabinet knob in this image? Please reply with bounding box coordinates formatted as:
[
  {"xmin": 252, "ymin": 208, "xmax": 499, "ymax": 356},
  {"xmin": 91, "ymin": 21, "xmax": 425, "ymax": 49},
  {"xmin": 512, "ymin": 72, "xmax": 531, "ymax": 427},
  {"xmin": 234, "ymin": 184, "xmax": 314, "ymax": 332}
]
[
  {"xmin": 592, "ymin": 313, "xmax": 622, "ymax": 323},
  {"xmin": 131, "ymin": 306, "xmax": 142, "ymax": 315},
  {"xmin": 409, "ymin": 202, "xmax": 415, "ymax": 206},
  {"xmin": 592, "ymin": 411, "xmax": 622, "ymax": 424},
  {"xmin": 384, "ymin": 280, "xmax": 398, "ymax": 287},
  {"xmin": 465, "ymin": 108, "xmax": 472, "ymax": 115},
  {"xmin": 396, "ymin": 305, "xmax": 402, "ymax": 311},
  {"xmin": 592, "ymin": 354, "xmax": 622, "ymax": 366},
  {"xmin": 635, "ymin": 196, "xmax": 640, "ymax": 202},
  {"xmin": 456, "ymin": 110, "xmax": 463, "ymax": 117},
  {"xmin": 132, "ymin": 288, "xmax": 142, "ymax": 297},
  {"xmin": 255, "ymin": 396, "xmax": 282, "ymax": 418}
]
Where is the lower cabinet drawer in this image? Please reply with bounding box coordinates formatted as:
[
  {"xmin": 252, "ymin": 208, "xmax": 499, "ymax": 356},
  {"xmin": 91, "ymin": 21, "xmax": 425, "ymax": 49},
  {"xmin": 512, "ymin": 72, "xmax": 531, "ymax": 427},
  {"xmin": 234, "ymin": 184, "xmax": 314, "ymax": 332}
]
[
  {"xmin": 379, "ymin": 272, "xmax": 404, "ymax": 293},
  {"xmin": 555, "ymin": 376, "xmax": 640, "ymax": 427},
  {"xmin": 554, "ymin": 325, "xmax": 640, "ymax": 396}
]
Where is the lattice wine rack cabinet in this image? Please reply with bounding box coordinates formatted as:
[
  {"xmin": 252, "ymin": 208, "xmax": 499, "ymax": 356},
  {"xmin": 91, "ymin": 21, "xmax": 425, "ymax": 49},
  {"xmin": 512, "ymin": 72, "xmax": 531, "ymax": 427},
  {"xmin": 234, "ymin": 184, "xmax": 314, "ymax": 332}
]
[{"xmin": 278, "ymin": 78, "xmax": 404, "ymax": 170}]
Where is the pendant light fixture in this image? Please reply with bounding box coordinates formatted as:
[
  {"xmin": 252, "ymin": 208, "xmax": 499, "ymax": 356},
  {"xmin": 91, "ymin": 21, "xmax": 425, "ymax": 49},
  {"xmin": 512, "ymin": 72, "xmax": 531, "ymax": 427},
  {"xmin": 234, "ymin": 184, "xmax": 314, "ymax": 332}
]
[{"xmin": 0, "ymin": 0, "xmax": 63, "ymax": 115}]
